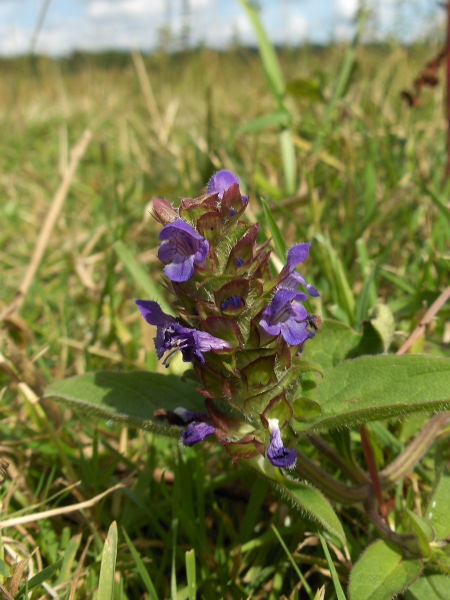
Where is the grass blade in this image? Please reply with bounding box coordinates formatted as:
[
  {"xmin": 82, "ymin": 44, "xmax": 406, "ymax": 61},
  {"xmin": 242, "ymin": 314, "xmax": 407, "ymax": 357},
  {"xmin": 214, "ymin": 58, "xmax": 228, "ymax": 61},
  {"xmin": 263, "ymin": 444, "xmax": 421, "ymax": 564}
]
[
  {"xmin": 123, "ymin": 528, "xmax": 159, "ymax": 600},
  {"xmin": 185, "ymin": 549, "xmax": 196, "ymax": 600},
  {"xmin": 97, "ymin": 521, "xmax": 118, "ymax": 600},
  {"xmin": 318, "ymin": 533, "xmax": 347, "ymax": 600},
  {"xmin": 237, "ymin": 0, "xmax": 284, "ymax": 102},
  {"xmin": 271, "ymin": 524, "xmax": 314, "ymax": 600}
]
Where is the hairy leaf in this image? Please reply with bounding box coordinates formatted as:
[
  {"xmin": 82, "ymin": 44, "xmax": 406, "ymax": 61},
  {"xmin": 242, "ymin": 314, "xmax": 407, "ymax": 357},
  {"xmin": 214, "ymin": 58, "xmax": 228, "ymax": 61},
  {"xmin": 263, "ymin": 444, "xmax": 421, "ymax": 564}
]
[
  {"xmin": 425, "ymin": 468, "xmax": 450, "ymax": 541},
  {"xmin": 280, "ymin": 479, "xmax": 345, "ymax": 544},
  {"xmin": 294, "ymin": 355, "xmax": 450, "ymax": 433},
  {"xmin": 349, "ymin": 539, "xmax": 423, "ymax": 600},
  {"xmin": 44, "ymin": 371, "xmax": 206, "ymax": 437}
]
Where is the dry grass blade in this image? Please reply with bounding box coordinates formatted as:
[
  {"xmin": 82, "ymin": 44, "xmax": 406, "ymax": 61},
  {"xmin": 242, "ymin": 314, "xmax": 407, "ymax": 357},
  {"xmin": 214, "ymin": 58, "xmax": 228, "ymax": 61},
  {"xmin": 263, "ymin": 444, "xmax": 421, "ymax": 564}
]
[
  {"xmin": 0, "ymin": 129, "xmax": 92, "ymax": 321},
  {"xmin": 0, "ymin": 474, "xmax": 134, "ymax": 529},
  {"xmin": 396, "ymin": 286, "xmax": 450, "ymax": 355}
]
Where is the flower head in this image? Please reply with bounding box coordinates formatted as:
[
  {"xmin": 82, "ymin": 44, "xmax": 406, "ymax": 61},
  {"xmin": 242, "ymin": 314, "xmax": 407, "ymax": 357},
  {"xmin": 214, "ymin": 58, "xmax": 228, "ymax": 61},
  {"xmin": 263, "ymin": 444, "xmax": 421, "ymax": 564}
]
[
  {"xmin": 208, "ymin": 170, "xmax": 238, "ymax": 197},
  {"xmin": 267, "ymin": 418, "xmax": 297, "ymax": 469},
  {"xmin": 208, "ymin": 169, "xmax": 248, "ymax": 207},
  {"xmin": 158, "ymin": 219, "xmax": 209, "ymax": 283},
  {"xmin": 135, "ymin": 300, "xmax": 230, "ymax": 365},
  {"xmin": 259, "ymin": 289, "xmax": 313, "ymax": 347},
  {"xmin": 280, "ymin": 243, "xmax": 320, "ymax": 297}
]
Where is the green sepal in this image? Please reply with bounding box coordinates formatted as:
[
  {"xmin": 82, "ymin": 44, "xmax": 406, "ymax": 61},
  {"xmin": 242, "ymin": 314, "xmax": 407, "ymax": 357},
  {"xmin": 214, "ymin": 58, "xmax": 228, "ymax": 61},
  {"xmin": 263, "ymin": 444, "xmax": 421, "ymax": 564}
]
[
  {"xmin": 196, "ymin": 211, "xmax": 223, "ymax": 240},
  {"xmin": 220, "ymin": 183, "xmax": 248, "ymax": 219},
  {"xmin": 241, "ymin": 354, "xmax": 277, "ymax": 390},
  {"xmin": 221, "ymin": 433, "xmax": 265, "ymax": 461},
  {"xmin": 213, "ymin": 278, "xmax": 249, "ymax": 313},
  {"xmin": 179, "ymin": 194, "xmax": 218, "ymax": 225},
  {"xmin": 201, "ymin": 315, "xmax": 244, "ymax": 347},
  {"xmin": 244, "ymin": 368, "xmax": 303, "ymax": 415}
]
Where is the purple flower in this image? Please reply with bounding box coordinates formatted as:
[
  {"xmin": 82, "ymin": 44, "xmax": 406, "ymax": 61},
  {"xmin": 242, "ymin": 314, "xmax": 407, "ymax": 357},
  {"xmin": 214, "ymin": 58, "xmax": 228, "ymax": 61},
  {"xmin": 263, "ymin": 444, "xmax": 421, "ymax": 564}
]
[
  {"xmin": 207, "ymin": 170, "xmax": 238, "ymax": 197},
  {"xmin": 280, "ymin": 243, "xmax": 320, "ymax": 297},
  {"xmin": 259, "ymin": 289, "xmax": 313, "ymax": 346},
  {"xmin": 267, "ymin": 418, "xmax": 296, "ymax": 469},
  {"xmin": 173, "ymin": 407, "xmax": 216, "ymax": 446},
  {"xmin": 207, "ymin": 169, "xmax": 248, "ymax": 207},
  {"xmin": 135, "ymin": 300, "xmax": 230, "ymax": 365},
  {"xmin": 181, "ymin": 421, "xmax": 216, "ymax": 446},
  {"xmin": 158, "ymin": 219, "xmax": 209, "ymax": 283}
]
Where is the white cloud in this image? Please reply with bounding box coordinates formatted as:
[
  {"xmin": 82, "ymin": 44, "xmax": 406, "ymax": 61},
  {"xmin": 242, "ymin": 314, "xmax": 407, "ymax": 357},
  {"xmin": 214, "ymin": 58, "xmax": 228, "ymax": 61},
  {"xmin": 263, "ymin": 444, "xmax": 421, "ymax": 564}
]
[
  {"xmin": 336, "ymin": 0, "xmax": 358, "ymax": 19},
  {"xmin": 0, "ymin": 26, "xmax": 30, "ymax": 55},
  {"xmin": 87, "ymin": 0, "xmax": 165, "ymax": 19}
]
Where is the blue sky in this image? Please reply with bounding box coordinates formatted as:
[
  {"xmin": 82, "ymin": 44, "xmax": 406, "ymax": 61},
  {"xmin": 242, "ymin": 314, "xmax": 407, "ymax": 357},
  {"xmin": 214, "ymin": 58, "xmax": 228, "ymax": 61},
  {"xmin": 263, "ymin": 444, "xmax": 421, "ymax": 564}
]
[{"xmin": 0, "ymin": 0, "xmax": 442, "ymax": 57}]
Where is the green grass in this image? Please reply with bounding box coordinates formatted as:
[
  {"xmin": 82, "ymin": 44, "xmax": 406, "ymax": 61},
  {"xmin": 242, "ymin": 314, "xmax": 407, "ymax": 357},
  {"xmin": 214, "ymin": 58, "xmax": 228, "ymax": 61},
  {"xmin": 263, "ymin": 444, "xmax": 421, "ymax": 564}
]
[{"xmin": 0, "ymin": 39, "xmax": 449, "ymax": 598}]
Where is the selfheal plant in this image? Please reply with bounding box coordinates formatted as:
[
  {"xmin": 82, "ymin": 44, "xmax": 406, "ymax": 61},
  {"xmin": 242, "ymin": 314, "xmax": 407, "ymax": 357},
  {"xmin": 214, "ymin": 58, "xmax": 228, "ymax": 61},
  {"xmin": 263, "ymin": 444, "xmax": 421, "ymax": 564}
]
[
  {"xmin": 135, "ymin": 170, "xmax": 321, "ymax": 469},
  {"xmin": 45, "ymin": 167, "xmax": 450, "ymax": 596}
]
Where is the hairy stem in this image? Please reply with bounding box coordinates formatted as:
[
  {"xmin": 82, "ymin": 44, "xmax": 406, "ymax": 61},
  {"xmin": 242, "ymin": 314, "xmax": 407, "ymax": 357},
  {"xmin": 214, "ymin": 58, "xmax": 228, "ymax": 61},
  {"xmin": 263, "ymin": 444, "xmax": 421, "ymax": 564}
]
[
  {"xmin": 360, "ymin": 424, "xmax": 389, "ymax": 524},
  {"xmin": 380, "ymin": 412, "xmax": 450, "ymax": 489},
  {"xmin": 307, "ymin": 434, "xmax": 369, "ymax": 485},
  {"xmin": 293, "ymin": 450, "xmax": 372, "ymax": 505}
]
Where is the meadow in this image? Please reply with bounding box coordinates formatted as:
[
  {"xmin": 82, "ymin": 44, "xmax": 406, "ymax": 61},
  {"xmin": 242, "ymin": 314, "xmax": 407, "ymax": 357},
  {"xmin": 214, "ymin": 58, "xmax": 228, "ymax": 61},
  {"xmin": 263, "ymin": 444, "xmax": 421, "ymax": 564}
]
[{"xmin": 0, "ymin": 28, "xmax": 449, "ymax": 600}]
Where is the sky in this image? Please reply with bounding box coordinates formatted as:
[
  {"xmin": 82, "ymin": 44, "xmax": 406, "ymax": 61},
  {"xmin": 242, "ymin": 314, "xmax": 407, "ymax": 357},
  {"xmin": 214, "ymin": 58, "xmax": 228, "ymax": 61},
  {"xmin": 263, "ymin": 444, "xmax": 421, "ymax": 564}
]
[{"xmin": 0, "ymin": 0, "xmax": 443, "ymax": 57}]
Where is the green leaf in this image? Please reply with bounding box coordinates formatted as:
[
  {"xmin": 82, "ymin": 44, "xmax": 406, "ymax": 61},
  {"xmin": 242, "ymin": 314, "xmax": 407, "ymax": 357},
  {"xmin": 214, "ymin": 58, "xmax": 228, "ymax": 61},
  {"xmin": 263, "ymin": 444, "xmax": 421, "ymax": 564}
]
[
  {"xmin": 293, "ymin": 355, "xmax": 450, "ymax": 433},
  {"xmin": 286, "ymin": 78, "xmax": 324, "ymax": 103},
  {"xmin": 348, "ymin": 540, "xmax": 423, "ymax": 600},
  {"xmin": 301, "ymin": 319, "xmax": 362, "ymax": 369},
  {"xmin": 351, "ymin": 304, "xmax": 395, "ymax": 356},
  {"xmin": 425, "ymin": 468, "xmax": 450, "ymax": 541},
  {"xmin": 280, "ymin": 479, "xmax": 345, "ymax": 544},
  {"xmin": 97, "ymin": 521, "xmax": 118, "ymax": 600},
  {"xmin": 405, "ymin": 510, "xmax": 433, "ymax": 557},
  {"xmin": 405, "ymin": 572, "xmax": 450, "ymax": 600},
  {"xmin": 16, "ymin": 558, "xmax": 64, "ymax": 599},
  {"xmin": 44, "ymin": 371, "xmax": 206, "ymax": 436}
]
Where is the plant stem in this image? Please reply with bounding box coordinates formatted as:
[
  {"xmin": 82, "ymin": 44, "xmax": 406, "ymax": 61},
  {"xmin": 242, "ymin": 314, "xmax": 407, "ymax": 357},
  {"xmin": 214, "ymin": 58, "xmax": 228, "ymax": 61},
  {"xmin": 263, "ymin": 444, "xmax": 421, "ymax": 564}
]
[
  {"xmin": 380, "ymin": 413, "xmax": 450, "ymax": 489},
  {"xmin": 360, "ymin": 424, "xmax": 389, "ymax": 524},
  {"xmin": 307, "ymin": 434, "xmax": 369, "ymax": 485},
  {"xmin": 292, "ymin": 450, "xmax": 371, "ymax": 505}
]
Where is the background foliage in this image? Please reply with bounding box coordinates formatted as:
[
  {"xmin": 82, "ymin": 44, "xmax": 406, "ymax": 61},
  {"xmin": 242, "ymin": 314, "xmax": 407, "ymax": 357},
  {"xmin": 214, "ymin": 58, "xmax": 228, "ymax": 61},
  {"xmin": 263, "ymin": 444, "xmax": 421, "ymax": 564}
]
[{"xmin": 0, "ymin": 27, "xmax": 449, "ymax": 599}]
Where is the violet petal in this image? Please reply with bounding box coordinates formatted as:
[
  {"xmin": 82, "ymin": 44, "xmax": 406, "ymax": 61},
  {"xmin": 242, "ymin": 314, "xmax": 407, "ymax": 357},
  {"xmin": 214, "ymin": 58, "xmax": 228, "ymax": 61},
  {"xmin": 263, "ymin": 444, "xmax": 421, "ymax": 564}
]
[
  {"xmin": 267, "ymin": 418, "xmax": 297, "ymax": 469},
  {"xmin": 181, "ymin": 421, "xmax": 216, "ymax": 446}
]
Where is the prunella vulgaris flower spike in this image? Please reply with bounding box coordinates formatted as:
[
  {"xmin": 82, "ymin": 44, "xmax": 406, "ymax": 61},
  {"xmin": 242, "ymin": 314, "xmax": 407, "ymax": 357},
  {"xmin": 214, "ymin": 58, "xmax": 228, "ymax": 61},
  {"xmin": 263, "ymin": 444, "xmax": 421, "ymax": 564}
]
[{"xmin": 137, "ymin": 170, "xmax": 320, "ymax": 467}]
